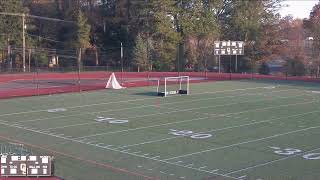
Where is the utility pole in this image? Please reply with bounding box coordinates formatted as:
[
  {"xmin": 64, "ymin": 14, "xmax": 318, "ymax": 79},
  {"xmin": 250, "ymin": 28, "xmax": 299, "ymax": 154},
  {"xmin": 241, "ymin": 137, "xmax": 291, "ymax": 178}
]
[
  {"xmin": 0, "ymin": 12, "xmax": 76, "ymax": 72},
  {"xmin": 22, "ymin": 13, "xmax": 26, "ymax": 72},
  {"xmin": 120, "ymin": 42, "xmax": 124, "ymax": 81},
  {"xmin": 121, "ymin": 42, "xmax": 123, "ymax": 72},
  {"xmin": 7, "ymin": 44, "xmax": 11, "ymax": 70},
  {"xmin": 218, "ymin": 55, "xmax": 221, "ymax": 73},
  {"xmin": 95, "ymin": 47, "xmax": 99, "ymax": 66},
  {"xmin": 28, "ymin": 48, "xmax": 31, "ymax": 72},
  {"xmin": 235, "ymin": 55, "xmax": 238, "ymax": 73},
  {"xmin": 78, "ymin": 48, "xmax": 82, "ymax": 92}
]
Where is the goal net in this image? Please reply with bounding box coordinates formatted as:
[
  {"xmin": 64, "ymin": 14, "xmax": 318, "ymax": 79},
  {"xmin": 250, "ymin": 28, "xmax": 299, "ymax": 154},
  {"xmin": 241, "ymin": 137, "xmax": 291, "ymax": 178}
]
[{"xmin": 157, "ymin": 76, "xmax": 189, "ymax": 97}]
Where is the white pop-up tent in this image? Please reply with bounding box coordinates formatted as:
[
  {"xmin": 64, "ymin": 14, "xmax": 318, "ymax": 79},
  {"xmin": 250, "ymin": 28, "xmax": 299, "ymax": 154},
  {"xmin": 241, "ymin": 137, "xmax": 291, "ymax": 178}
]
[{"xmin": 105, "ymin": 72, "xmax": 125, "ymax": 89}]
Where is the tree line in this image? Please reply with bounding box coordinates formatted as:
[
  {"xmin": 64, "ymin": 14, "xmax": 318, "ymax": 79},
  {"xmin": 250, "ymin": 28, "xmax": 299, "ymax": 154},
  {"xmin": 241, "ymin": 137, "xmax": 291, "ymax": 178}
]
[{"xmin": 0, "ymin": 0, "xmax": 320, "ymax": 76}]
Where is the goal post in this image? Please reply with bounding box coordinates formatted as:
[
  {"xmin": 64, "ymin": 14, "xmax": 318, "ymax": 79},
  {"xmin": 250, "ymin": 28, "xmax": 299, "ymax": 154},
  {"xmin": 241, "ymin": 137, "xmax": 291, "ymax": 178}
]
[{"xmin": 157, "ymin": 76, "xmax": 190, "ymax": 97}]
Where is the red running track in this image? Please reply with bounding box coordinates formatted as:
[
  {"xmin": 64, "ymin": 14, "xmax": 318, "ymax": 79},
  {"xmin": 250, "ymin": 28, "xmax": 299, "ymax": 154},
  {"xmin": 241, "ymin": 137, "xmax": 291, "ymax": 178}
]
[{"xmin": 0, "ymin": 72, "xmax": 319, "ymax": 99}]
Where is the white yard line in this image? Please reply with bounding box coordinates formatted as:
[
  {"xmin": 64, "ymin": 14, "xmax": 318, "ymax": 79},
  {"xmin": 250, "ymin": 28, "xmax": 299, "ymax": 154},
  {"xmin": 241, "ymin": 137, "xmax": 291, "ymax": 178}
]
[
  {"xmin": 163, "ymin": 126, "xmax": 320, "ymax": 161},
  {"xmin": 76, "ymin": 99, "xmax": 317, "ymax": 139},
  {"xmin": 119, "ymin": 110, "xmax": 320, "ymax": 148},
  {"xmin": 16, "ymin": 89, "xmax": 293, "ymax": 124},
  {"xmin": 0, "ymin": 97, "xmax": 157, "ymax": 117},
  {"xmin": 224, "ymin": 147, "xmax": 320, "ymax": 176},
  {"xmin": 42, "ymin": 90, "xmax": 299, "ymax": 130},
  {"xmin": 0, "ymin": 120, "xmax": 237, "ymax": 180},
  {"xmin": 0, "ymin": 86, "xmax": 285, "ymax": 117},
  {"xmin": 190, "ymin": 85, "xmax": 281, "ymax": 95},
  {"xmin": 0, "ymin": 119, "xmax": 319, "ymax": 179},
  {"xmin": 44, "ymin": 122, "xmax": 101, "ymax": 130}
]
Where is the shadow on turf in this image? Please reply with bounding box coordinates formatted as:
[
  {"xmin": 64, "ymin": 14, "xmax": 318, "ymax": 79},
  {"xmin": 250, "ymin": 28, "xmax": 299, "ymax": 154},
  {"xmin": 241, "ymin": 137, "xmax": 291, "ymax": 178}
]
[{"xmin": 133, "ymin": 91, "xmax": 158, "ymax": 96}]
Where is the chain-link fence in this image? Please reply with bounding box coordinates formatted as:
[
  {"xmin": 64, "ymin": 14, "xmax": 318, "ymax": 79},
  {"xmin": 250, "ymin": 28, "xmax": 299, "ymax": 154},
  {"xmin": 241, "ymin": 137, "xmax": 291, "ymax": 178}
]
[{"xmin": 0, "ymin": 64, "xmax": 319, "ymax": 99}]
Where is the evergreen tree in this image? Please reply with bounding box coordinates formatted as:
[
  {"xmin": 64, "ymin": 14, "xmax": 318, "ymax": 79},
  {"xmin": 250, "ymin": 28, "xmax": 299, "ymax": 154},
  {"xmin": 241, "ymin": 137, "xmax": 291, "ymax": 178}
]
[
  {"xmin": 0, "ymin": 0, "xmax": 29, "ymax": 47},
  {"xmin": 76, "ymin": 10, "xmax": 91, "ymax": 49},
  {"xmin": 150, "ymin": 0, "xmax": 181, "ymax": 71},
  {"xmin": 133, "ymin": 34, "xmax": 148, "ymax": 71},
  {"xmin": 179, "ymin": 0, "xmax": 221, "ymax": 71}
]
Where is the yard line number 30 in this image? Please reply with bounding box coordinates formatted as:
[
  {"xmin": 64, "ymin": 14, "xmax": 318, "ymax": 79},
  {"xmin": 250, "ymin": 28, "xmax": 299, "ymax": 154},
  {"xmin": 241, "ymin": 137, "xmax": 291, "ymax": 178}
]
[{"xmin": 270, "ymin": 146, "xmax": 320, "ymax": 160}]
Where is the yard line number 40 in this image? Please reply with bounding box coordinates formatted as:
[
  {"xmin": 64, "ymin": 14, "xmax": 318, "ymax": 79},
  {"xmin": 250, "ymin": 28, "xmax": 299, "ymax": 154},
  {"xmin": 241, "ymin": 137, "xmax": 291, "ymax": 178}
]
[
  {"xmin": 95, "ymin": 116, "xmax": 129, "ymax": 124},
  {"xmin": 169, "ymin": 129, "xmax": 212, "ymax": 139},
  {"xmin": 270, "ymin": 146, "xmax": 320, "ymax": 160}
]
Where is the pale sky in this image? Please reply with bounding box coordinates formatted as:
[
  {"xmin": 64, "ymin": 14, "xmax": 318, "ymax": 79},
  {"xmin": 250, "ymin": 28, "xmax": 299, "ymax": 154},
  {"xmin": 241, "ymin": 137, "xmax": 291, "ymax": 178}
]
[{"xmin": 279, "ymin": 0, "xmax": 319, "ymax": 19}]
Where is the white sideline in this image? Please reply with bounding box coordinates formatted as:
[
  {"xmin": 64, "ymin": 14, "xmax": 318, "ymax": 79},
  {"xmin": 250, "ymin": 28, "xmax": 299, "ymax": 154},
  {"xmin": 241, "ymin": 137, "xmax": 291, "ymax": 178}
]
[
  {"xmin": 16, "ymin": 89, "xmax": 293, "ymax": 124},
  {"xmin": 119, "ymin": 110, "xmax": 320, "ymax": 148},
  {"xmin": 163, "ymin": 126, "xmax": 320, "ymax": 161},
  {"xmin": 76, "ymin": 98, "xmax": 317, "ymax": 139},
  {"xmin": 43, "ymin": 90, "xmax": 299, "ymax": 130},
  {"xmin": 0, "ymin": 120, "xmax": 238, "ymax": 180},
  {"xmin": 224, "ymin": 146, "xmax": 320, "ymax": 175},
  {"xmin": 0, "ymin": 120, "xmax": 319, "ymax": 179},
  {"xmin": 0, "ymin": 85, "xmax": 284, "ymax": 117}
]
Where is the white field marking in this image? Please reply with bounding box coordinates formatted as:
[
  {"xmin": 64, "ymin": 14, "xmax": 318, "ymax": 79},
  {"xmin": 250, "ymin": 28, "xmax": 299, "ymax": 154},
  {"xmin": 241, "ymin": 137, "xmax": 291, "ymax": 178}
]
[
  {"xmin": 7, "ymin": 93, "xmax": 247, "ymax": 123},
  {"xmin": 306, "ymin": 90, "xmax": 320, "ymax": 94},
  {"xmin": 117, "ymin": 137, "xmax": 180, "ymax": 149},
  {"xmin": 37, "ymin": 89, "xmax": 297, "ymax": 130},
  {"xmin": 132, "ymin": 151, "xmax": 142, "ymax": 154},
  {"xmin": 191, "ymin": 85, "xmax": 280, "ymax": 95},
  {"xmin": 1, "ymin": 79, "xmax": 248, "ymax": 102},
  {"xmin": 15, "ymin": 88, "xmax": 291, "ymax": 124},
  {"xmin": 0, "ymin": 120, "xmax": 238, "ymax": 180},
  {"xmin": 43, "ymin": 122, "xmax": 101, "ymax": 130},
  {"xmin": 0, "ymin": 86, "xmax": 286, "ymax": 117},
  {"xmin": 76, "ymin": 97, "xmax": 317, "ymax": 139},
  {"xmin": 119, "ymin": 109, "xmax": 320, "ymax": 149},
  {"xmin": 42, "ymin": 91, "xmax": 284, "ymax": 130},
  {"xmin": 163, "ymin": 126, "xmax": 320, "ymax": 161},
  {"xmin": 225, "ymin": 146, "xmax": 320, "ymax": 176},
  {"xmin": 211, "ymin": 169, "xmax": 220, "ymax": 173},
  {"xmin": 174, "ymin": 161, "xmax": 184, "ymax": 164},
  {"xmin": 237, "ymin": 175, "xmax": 247, "ymax": 179},
  {"xmin": 0, "ymin": 96, "xmax": 158, "ymax": 117},
  {"xmin": 151, "ymin": 156, "xmax": 160, "ymax": 159}
]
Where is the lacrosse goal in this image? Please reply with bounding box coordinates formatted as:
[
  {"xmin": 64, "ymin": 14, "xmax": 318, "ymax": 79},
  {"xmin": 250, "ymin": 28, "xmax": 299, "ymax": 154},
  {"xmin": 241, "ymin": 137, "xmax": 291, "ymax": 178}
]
[{"xmin": 157, "ymin": 76, "xmax": 190, "ymax": 97}]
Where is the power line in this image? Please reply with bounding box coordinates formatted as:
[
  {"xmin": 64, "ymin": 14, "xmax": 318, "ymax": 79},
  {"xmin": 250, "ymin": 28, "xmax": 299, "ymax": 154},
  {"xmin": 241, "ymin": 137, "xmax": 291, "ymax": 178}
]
[
  {"xmin": 0, "ymin": 12, "xmax": 77, "ymax": 72},
  {"xmin": 0, "ymin": 12, "xmax": 76, "ymax": 24},
  {"xmin": 26, "ymin": 33, "xmax": 66, "ymax": 43}
]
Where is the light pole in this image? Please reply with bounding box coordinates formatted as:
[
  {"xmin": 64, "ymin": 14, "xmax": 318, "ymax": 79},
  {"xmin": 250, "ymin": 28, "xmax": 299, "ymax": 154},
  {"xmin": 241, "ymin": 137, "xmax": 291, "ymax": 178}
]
[
  {"xmin": 22, "ymin": 13, "xmax": 26, "ymax": 72},
  {"xmin": 121, "ymin": 42, "xmax": 124, "ymax": 81}
]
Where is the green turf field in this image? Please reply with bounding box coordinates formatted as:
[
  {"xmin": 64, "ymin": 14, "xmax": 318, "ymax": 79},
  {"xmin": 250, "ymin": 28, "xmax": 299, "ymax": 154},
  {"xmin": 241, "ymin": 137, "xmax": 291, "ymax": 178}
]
[{"xmin": 0, "ymin": 80, "xmax": 320, "ymax": 180}]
